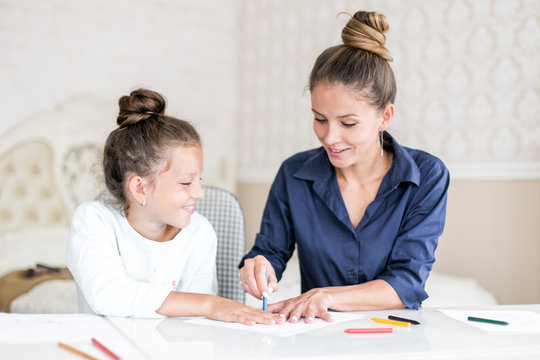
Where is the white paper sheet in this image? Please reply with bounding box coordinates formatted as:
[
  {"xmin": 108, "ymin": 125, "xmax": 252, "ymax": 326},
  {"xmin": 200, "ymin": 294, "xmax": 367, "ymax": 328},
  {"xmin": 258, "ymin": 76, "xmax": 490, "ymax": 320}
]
[
  {"xmin": 439, "ymin": 309, "xmax": 540, "ymax": 334},
  {"xmin": 185, "ymin": 311, "xmax": 363, "ymax": 337}
]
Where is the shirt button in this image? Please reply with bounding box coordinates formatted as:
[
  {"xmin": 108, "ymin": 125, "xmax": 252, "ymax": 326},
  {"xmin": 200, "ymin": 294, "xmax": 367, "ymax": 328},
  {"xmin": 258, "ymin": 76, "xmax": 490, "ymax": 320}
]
[{"xmin": 349, "ymin": 270, "xmax": 355, "ymax": 276}]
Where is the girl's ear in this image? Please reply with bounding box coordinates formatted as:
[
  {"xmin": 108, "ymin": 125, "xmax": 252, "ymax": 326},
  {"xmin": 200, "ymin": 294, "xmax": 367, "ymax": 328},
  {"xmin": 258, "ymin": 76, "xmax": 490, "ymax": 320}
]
[
  {"xmin": 126, "ymin": 175, "xmax": 147, "ymax": 206},
  {"xmin": 379, "ymin": 103, "xmax": 394, "ymax": 131}
]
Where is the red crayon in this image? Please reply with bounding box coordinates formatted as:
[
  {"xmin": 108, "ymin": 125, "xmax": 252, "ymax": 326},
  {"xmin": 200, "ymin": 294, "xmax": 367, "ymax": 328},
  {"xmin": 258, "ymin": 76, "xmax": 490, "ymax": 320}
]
[
  {"xmin": 91, "ymin": 338, "xmax": 120, "ymax": 360},
  {"xmin": 344, "ymin": 328, "xmax": 393, "ymax": 334}
]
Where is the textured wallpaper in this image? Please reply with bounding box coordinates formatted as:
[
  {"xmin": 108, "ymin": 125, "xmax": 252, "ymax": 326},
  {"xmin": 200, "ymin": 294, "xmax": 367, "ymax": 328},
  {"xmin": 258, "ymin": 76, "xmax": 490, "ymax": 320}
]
[{"xmin": 237, "ymin": 0, "xmax": 540, "ymax": 181}]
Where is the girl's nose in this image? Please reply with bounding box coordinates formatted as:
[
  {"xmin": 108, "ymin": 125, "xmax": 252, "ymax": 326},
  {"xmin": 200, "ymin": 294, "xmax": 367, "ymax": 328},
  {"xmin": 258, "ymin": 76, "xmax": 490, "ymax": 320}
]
[{"xmin": 192, "ymin": 180, "xmax": 204, "ymax": 200}]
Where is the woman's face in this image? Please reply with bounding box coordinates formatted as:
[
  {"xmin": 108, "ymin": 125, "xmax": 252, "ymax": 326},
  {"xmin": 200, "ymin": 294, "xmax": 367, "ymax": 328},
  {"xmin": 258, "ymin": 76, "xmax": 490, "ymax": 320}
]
[
  {"xmin": 144, "ymin": 145, "xmax": 204, "ymax": 229},
  {"xmin": 311, "ymin": 81, "xmax": 393, "ymax": 169}
]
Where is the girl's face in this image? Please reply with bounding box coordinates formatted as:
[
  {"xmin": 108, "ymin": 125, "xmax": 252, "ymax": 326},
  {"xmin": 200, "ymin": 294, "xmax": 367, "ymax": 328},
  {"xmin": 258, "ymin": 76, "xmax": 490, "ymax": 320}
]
[
  {"xmin": 144, "ymin": 145, "xmax": 204, "ymax": 229},
  {"xmin": 311, "ymin": 81, "xmax": 393, "ymax": 169}
]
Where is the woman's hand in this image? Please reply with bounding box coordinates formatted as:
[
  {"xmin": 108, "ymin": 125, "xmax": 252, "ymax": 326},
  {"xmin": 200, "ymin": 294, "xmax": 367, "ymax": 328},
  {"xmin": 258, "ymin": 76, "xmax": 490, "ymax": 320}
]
[
  {"xmin": 239, "ymin": 255, "xmax": 279, "ymax": 301},
  {"xmin": 208, "ymin": 296, "xmax": 285, "ymax": 326},
  {"xmin": 267, "ymin": 287, "xmax": 334, "ymax": 323}
]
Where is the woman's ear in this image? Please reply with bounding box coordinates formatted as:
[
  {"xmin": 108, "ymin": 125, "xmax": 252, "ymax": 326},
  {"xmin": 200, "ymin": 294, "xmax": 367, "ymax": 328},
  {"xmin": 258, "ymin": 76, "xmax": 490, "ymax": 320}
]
[
  {"xmin": 127, "ymin": 175, "xmax": 146, "ymax": 206},
  {"xmin": 379, "ymin": 103, "xmax": 395, "ymax": 131}
]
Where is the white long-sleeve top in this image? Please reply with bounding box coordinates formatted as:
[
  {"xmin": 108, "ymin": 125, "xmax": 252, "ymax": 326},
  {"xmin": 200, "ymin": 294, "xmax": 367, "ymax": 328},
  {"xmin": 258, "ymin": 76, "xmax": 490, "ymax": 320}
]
[{"xmin": 67, "ymin": 200, "xmax": 218, "ymax": 318}]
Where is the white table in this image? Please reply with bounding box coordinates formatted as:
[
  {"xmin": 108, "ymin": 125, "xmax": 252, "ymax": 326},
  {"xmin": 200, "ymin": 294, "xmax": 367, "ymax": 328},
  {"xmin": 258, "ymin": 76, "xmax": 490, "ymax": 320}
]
[{"xmin": 2, "ymin": 305, "xmax": 540, "ymax": 359}]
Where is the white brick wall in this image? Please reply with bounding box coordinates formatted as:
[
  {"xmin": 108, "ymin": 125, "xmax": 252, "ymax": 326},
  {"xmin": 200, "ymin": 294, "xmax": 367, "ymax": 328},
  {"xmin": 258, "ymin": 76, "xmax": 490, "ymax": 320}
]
[
  {"xmin": 0, "ymin": 0, "xmax": 240, "ymax": 190},
  {"xmin": 2, "ymin": 0, "xmax": 539, "ymax": 185}
]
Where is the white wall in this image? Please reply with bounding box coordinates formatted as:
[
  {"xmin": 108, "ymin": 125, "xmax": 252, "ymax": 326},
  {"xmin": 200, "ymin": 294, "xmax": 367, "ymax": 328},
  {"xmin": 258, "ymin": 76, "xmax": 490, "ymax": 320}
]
[
  {"xmin": 2, "ymin": 0, "xmax": 538, "ymax": 183},
  {"xmin": 0, "ymin": 0, "xmax": 240, "ymax": 190},
  {"xmin": 237, "ymin": 0, "xmax": 540, "ymax": 181},
  {"xmin": 1, "ymin": 0, "xmax": 539, "ymax": 303}
]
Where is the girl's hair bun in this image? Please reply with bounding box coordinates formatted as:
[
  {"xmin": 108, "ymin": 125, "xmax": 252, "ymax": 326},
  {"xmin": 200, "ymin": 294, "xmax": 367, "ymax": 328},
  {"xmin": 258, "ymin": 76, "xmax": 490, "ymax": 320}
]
[
  {"xmin": 116, "ymin": 88, "xmax": 167, "ymax": 127},
  {"xmin": 341, "ymin": 11, "xmax": 392, "ymax": 61}
]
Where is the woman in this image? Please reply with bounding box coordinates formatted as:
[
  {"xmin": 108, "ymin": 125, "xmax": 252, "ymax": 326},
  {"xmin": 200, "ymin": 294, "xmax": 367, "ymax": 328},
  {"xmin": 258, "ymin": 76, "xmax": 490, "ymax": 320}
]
[{"xmin": 239, "ymin": 11, "xmax": 449, "ymax": 323}]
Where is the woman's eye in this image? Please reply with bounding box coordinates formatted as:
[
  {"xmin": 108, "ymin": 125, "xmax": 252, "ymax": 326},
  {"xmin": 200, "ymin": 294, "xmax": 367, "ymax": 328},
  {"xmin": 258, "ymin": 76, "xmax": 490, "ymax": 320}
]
[
  {"xmin": 343, "ymin": 123, "xmax": 356, "ymax": 128},
  {"xmin": 180, "ymin": 182, "xmax": 192, "ymax": 186},
  {"xmin": 314, "ymin": 118, "xmax": 327, "ymax": 123}
]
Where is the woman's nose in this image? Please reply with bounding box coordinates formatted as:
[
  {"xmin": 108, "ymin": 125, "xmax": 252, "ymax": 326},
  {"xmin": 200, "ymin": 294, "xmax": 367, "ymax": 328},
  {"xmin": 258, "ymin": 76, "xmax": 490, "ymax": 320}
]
[{"xmin": 324, "ymin": 122, "xmax": 341, "ymax": 144}]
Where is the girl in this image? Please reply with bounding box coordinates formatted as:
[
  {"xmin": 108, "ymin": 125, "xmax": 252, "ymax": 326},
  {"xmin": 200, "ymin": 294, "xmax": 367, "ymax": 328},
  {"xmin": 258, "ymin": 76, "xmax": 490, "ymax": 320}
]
[{"xmin": 68, "ymin": 88, "xmax": 282, "ymax": 325}]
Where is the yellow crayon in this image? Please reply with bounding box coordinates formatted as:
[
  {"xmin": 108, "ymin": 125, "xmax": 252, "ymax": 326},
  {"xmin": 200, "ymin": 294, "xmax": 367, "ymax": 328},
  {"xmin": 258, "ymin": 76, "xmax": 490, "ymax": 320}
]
[{"xmin": 370, "ymin": 317, "xmax": 411, "ymax": 328}]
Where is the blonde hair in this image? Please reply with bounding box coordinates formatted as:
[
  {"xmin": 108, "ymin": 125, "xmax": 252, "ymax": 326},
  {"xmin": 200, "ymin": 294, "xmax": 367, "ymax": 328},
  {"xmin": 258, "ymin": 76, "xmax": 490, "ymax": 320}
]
[{"xmin": 309, "ymin": 11, "xmax": 396, "ymax": 110}]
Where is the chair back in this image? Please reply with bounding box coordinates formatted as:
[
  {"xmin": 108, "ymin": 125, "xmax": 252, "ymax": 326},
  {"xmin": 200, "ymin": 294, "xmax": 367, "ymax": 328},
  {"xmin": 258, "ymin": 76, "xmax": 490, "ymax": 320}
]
[{"xmin": 196, "ymin": 186, "xmax": 245, "ymax": 304}]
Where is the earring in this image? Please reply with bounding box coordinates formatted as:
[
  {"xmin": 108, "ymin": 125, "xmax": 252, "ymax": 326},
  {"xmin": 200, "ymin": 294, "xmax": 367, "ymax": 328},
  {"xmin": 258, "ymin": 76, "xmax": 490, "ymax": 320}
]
[
  {"xmin": 141, "ymin": 199, "xmax": 146, "ymax": 207},
  {"xmin": 380, "ymin": 130, "xmax": 384, "ymax": 157}
]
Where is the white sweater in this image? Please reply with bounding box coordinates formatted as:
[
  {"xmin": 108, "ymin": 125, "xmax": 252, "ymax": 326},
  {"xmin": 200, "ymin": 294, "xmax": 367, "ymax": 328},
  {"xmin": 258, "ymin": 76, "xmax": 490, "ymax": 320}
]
[{"xmin": 67, "ymin": 200, "xmax": 218, "ymax": 318}]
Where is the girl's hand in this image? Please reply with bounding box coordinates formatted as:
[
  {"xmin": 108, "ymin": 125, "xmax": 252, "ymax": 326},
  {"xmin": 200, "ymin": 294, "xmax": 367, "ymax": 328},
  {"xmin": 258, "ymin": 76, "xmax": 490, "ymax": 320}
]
[
  {"xmin": 208, "ymin": 296, "xmax": 285, "ymax": 326},
  {"xmin": 239, "ymin": 255, "xmax": 279, "ymax": 301},
  {"xmin": 267, "ymin": 288, "xmax": 334, "ymax": 324}
]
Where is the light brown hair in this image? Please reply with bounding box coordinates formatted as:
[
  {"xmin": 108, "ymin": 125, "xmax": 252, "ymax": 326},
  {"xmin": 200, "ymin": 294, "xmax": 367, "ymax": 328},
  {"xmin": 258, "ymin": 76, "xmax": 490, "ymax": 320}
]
[
  {"xmin": 103, "ymin": 88, "xmax": 201, "ymax": 209},
  {"xmin": 309, "ymin": 11, "xmax": 396, "ymax": 111}
]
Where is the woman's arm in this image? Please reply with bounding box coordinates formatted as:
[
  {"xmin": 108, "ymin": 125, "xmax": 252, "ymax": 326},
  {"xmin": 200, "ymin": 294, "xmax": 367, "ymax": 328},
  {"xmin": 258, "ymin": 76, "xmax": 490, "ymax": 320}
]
[
  {"xmin": 267, "ymin": 280, "xmax": 404, "ymax": 323},
  {"xmin": 240, "ymin": 164, "xmax": 297, "ymax": 299},
  {"xmin": 268, "ymin": 156, "xmax": 449, "ymax": 321}
]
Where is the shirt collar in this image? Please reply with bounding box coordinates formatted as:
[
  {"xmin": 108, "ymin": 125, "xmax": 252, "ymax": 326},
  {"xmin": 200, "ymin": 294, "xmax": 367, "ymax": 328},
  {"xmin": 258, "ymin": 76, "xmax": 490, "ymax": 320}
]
[
  {"xmin": 384, "ymin": 133, "xmax": 421, "ymax": 189},
  {"xmin": 293, "ymin": 133, "xmax": 420, "ymax": 189}
]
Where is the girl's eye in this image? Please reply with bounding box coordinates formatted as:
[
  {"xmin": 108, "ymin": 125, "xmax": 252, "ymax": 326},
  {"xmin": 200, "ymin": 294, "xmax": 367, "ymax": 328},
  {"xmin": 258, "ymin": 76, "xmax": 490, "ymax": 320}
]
[
  {"xmin": 314, "ymin": 118, "xmax": 327, "ymax": 123},
  {"xmin": 181, "ymin": 177, "xmax": 202, "ymax": 186},
  {"xmin": 343, "ymin": 123, "xmax": 356, "ymax": 128}
]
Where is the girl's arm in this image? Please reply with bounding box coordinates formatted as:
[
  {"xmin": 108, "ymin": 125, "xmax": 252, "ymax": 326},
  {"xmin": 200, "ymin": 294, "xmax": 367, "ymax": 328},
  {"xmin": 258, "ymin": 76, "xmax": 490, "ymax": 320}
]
[
  {"xmin": 157, "ymin": 292, "xmax": 283, "ymax": 325},
  {"xmin": 69, "ymin": 203, "xmax": 282, "ymax": 324}
]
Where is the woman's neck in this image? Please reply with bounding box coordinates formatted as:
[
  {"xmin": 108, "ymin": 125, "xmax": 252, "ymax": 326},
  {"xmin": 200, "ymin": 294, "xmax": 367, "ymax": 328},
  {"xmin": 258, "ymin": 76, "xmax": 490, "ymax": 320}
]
[{"xmin": 336, "ymin": 148, "xmax": 392, "ymax": 186}]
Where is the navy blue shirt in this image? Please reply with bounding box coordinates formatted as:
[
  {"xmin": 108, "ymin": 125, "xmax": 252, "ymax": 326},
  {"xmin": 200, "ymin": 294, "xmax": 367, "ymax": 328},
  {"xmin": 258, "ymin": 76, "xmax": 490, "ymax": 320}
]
[{"xmin": 241, "ymin": 134, "xmax": 450, "ymax": 309}]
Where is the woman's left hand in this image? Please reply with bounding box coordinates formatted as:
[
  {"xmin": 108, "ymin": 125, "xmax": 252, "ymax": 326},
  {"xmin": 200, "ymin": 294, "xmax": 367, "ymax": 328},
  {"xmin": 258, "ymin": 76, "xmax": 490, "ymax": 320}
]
[{"xmin": 267, "ymin": 287, "xmax": 334, "ymax": 323}]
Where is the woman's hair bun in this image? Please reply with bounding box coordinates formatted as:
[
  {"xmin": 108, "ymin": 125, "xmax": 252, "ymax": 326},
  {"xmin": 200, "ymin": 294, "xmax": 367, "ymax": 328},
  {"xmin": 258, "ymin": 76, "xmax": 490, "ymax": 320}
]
[
  {"xmin": 116, "ymin": 88, "xmax": 167, "ymax": 127},
  {"xmin": 341, "ymin": 11, "xmax": 392, "ymax": 61}
]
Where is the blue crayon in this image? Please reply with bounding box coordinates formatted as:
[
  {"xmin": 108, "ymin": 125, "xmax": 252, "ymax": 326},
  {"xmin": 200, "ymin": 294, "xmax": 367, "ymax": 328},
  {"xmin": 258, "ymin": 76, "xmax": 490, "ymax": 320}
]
[{"xmin": 262, "ymin": 270, "xmax": 268, "ymax": 311}]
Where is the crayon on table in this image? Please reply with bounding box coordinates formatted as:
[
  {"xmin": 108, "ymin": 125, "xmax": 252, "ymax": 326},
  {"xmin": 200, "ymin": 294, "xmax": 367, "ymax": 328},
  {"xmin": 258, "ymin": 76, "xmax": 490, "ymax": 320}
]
[
  {"xmin": 92, "ymin": 338, "xmax": 121, "ymax": 360},
  {"xmin": 467, "ymin": 316, "xmax": 509, "ymax": 326},
  {"xmin": 371, "ymin": 317, "xmax": 411, "ymax": 328},
  {"xmin": 388, "ymin": 315, "xmax": 420, "ymax": 325},
  {"xmin": 344, "ymin": 328, "xmax": 393, "ymax": 334},
  {"xmin": 58, "ymin": 342, "xmax": 99, "ymax": 360}
]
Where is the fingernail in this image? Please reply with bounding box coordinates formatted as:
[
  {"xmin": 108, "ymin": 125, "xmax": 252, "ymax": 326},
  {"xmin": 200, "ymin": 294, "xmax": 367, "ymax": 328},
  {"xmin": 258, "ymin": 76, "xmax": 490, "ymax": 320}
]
[
  {"xmin": 291, "ymin": 316, "xmax": 297, "ymax": 322},
  {"xmin": 279, "ymin": 313, "xmax": 285, "ymax": 319},
  {"xmin": 267, "ymin": 286, "xmax": 273, "ymax": 294},
  {"xmin": 307, "ymin": 317, "xmax": 313, "ymax": 322},
  {"xmin": 262, "ymin": 291, "xmax": 269, "ymax": 297}
]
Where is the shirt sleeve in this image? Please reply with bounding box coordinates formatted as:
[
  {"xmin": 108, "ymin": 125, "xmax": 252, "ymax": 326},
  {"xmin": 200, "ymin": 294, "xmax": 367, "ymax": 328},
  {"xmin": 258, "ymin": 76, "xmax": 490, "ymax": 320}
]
[
  {"xmin": 377, "ymin": 158, "xmax": 450, "ymax": 309},
  {"xmin": 240, "ymin": 164, "xmax": 296, "ymax": 280},
  {"xmin": 67, "ymin": 202, "xmax": 171, "ymax": 318}
]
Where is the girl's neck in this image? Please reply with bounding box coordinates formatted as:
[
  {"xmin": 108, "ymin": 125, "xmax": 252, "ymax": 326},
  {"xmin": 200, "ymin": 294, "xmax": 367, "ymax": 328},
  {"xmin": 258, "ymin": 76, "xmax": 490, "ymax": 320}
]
[{"xmin": 126, "ymin": 209, "xmax": 180, "ymax": 242}]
